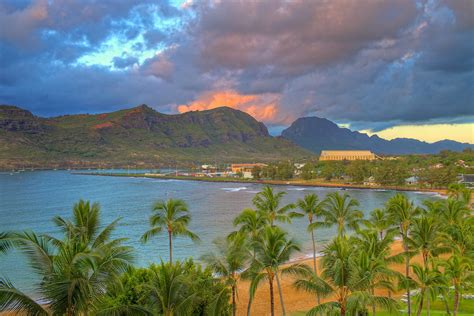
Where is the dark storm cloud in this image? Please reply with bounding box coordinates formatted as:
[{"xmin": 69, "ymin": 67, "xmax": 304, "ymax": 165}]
[{"xmin": 0, "ymin": 0, "xmax": 472, "ymax": 133}]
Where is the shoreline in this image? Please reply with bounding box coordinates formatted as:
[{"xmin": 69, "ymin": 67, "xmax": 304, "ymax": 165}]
[{"xmin": 75, "ymin": 172, "xmax": 448, "ymax": 196}]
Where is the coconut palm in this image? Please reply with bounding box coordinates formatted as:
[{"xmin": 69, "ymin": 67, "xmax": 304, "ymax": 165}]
[
  {"xmin": 202, "ymin": 234, "xmax": 250, "ymax": 316},
  {"xmin": 409, "ymin": 215, "xmax": 446, "ymax": 268},
  {"xmin": 296, "ymin": 193, "xmax": 327, "ymax": 305},
  {"xmin": 229, "ymin": 208, "xmax": 266, "ymax": 315},
  {"xmin": 323, "ymin": 192, "xmax": 363, "ymax": 237},
  {"xmin": 442, "ymin": 216, "xmax": 474, "ymax": 260},
  {"xmin": 141, "ymin": 199, "xmax": 199, "ymax": 264},
  {"xmin": 351, "ymin": 230, "xmax": 402, "ymax": 315},
  {"xmin": 230, "ymin": 208, "xmax": 266, "ymax": 254},
  {"xmin": 148, "ymin": 261, "xmax": 196, "ymax": 316},
  {"xmin": 411, "ymin": 264, "xmax": 445, "ymax": 316},
  {"xmin": 363, "ymin": 208, "xmax": 394, "ymax": 240},
  {"xmin": 294, "ymin": 236, "xmax": 398, "ymax": 316},
  {"xmin": 0, "ymin": 200, "xmax": 133, "ymax": 315},
  {"xmin": 439, "ymin": 198, "xmax": 471, "ymax": 228},
  {"xmin": 447, "ymin": 183, "xmax": 472, "ymax": 205},
  {"xmin": 246, "ymin": 226, "xmax": 302, "ymax": 316},
  {"xmin": 252, "ymin": 186, "xmax": 299, "ymax": 226},
  {"xmin": 387, "ymin": 193, "xmax": 421, "ymax": 316},
  {"xmin": 439, "ymin": 255, "xmax": 474, "ymax": 316}
]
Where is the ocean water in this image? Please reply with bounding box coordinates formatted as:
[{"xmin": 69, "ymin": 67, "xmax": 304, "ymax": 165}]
[{"xmin": 0, "ymin": 170, "xmax": 440, "ymax": 296}]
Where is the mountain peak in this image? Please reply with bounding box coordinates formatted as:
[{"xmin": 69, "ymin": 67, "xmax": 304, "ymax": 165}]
[{"xmin": 282, "ymin": 116, "xmax": 473, "ymax": 155}]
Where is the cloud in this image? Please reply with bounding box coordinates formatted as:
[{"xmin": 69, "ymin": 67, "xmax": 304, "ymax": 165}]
[
  {"xmin": 193, "ymin": 0, "xmax": 418, "ymax": 75},
  {"xmin": 113, "ymin": 55, "xmax": 138, "ymax": 69},
  {"xmin": 177, "ymin": 90, "xmax": 283, "ymax": 123},
  {"xmin": 0, "ymin": 0, "xmax": 473, "ymax": 144}
]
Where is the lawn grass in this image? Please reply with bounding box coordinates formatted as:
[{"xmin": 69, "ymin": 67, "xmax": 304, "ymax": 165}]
[{"xmin": 290, "ymin": 298, "xmax": 474, "ymax": 316}]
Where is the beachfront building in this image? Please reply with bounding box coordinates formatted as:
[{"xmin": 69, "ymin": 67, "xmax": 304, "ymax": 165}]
[
  {"xmin": 459, "ymin": 174, "xmax": 474, "ymax": 188},
  {"xmin": 231, "ymin": 163, "xmax": 267, "ymax": 179},
  {"xmin": 319, "ymin": 150, "xmax": 377, "ymax": 161}
]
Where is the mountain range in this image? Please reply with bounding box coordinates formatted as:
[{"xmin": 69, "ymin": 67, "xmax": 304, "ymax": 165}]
[
  {"xmin": 281, "ymin": 116, "xmax": 473, "ymax": 155},
  {"xmin": 0, "ymin": 104, "xmax": 310, "ymax": 169},
  {"xmin": 1, "ymin": 104, "xmax": 472, "ymax": 169}
]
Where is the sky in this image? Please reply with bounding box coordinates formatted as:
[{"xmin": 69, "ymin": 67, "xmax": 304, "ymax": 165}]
[{"xmin": 0, "ymin": 0, "xmax": 473, "ymax": 143}]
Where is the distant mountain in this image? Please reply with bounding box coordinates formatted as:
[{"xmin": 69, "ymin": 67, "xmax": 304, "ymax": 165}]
[
  {"xmin": 281, "ymin": 116, "xmax": 473, "ymax": 155},
  {"xmin": 0, "ymin": 105, "xmax": 311, "ymax": 169}
]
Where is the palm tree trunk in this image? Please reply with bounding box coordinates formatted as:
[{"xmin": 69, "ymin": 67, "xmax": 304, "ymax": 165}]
[
  {"xmin": 371, "ymin": 287, "xmax": 376, "ymax": 316},
  {"xmin": 168, "ymin": 230, "xmax": 173, "ymax": 264},
  {"xmin": 453, "ymin": 289, "xmax": 459, "ymax": 316},
  {"xmin": 416, "ymin": 290, "xmax": 424, "ymax": 316},
  {"xmin": 311, "ymin": 229, "xmax": 321, "ymax": 305},
  {"xmin": 246, "ymin": 293, "xmax": 253, "ymax": 316},
  {"xmin": 232, "ymin": 285, "xmax": 236, "ymax": 316},
  {"xmin": 404, "ymin": 240, "xmax": 411, "ymax": 316},
  {"xmin": 275, "ymin": 271, "xmax": 286, "ymax": 316},
  {"xmin": 427, "ymin": 292, "xmax": 430, "ymax": 316},
  {"xmin": 269, "ymin": 275, "xmax": 275, "ymax": 316}
]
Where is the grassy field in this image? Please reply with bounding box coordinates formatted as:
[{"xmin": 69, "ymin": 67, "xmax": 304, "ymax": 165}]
[{"xmin": 290, "ymin": 298, "xmax": 474, "ymax": 315}]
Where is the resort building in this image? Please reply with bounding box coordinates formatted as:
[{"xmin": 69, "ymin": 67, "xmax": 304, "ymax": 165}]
[
  {"xmin": 231, "ymin": 163, "xmax": 267, "ymax": 179},
  {"xmin": 459, "ymin": 174, "xmax": 474, "ymax": 188},
  {"xmin": 319, "ymin": 150, "xmax": 377, "ymax": 161}
]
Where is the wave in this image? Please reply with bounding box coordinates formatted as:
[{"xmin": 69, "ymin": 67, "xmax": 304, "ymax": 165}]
[
  {"xmin": 287, "ymin": 187, "xmax": 306, "ymax": 191},
  {"xmin": 221, "ymin": 187, "xmax": 247, "ymax": 192}
]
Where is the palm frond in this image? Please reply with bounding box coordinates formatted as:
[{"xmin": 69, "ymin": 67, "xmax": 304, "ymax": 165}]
[{"xmin": 0, "ymin": 277, "xmax": 49, "ymax": 316}]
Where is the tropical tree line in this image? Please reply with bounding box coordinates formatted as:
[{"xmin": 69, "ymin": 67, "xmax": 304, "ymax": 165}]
[{"xmin": 1, "ymin": 184, "xmax": 472, "ymax": 315}]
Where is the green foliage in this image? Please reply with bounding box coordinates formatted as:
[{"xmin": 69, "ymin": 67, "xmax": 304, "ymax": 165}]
[
  {"xmin": 101, "ymin": 259, "xmax": 231, "ymax": 316},
  {"xmin": 0, "ymin": 200, "xmax": 134, "ymax": 315},
  {"xmin": 300, "ymin": 163, "xmax": 315, "ymax": 180}
]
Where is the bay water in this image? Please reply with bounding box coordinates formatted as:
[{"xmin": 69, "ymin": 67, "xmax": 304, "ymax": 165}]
[{"xmin": 0, "ymin": 170, "xmax": 440, "ymax": 297}]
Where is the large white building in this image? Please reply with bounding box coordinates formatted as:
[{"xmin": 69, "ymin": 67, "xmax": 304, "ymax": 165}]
[{"xmin": 319, "ymin": 150, "xmax": 377, "ymax": 161}]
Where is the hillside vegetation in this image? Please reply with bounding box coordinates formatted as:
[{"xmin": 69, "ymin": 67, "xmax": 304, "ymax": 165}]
[{"xmin": 0, "ymin": 105, "xmax": 311, "ymax": 169}]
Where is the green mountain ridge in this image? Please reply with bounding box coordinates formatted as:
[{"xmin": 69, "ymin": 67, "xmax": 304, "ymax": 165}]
[{"xmin": 0, "ymin": 104, "xmax": 312, "ymax": 169}]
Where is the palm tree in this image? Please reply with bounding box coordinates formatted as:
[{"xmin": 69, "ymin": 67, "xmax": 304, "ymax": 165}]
[
  {"xmin": 294, "ymin": 236, "xmax": 398, "ymax": 316},
  {"xmin": 230, "ymin": 208, "xmax": 266, "ymax": 256},
  {"xmin": 296, "ymin": 193, "xmax": 327, "ymax": 305},
  {"xmin": 202, "ymin": 234, "xmax": 250, "ymax": 316},
  {"xmin": 141, "ymin": 199, "xmax": 199, "ymax": 264},
  {"xmin": 411, "ymin": 264, "xmax": 445, "ymax": 316},
  {"xmin": 0, "ymin": 200, "xmax": 133, "ymax": 315},
  {"xmin": 323, "ymin": 192, "xmax": 363, "ymax": 237},
  {"xmin": 246, "ymin": 226, "xmax": 302, "ymax": 316},
  {"xmin": 351, "ymin": 230, "xmax": 402, "ymax": 315},
  {"xmin": 252, "ymin": 186, "xmax": 298, "ymax": 226},
  {"xmin": 148, "ymin": 261, "xmax": 196, "ymax": 316},
  {"xmin": 363, "ymin": 208, "xmax": 394, "ymax": 240},
  {"xmin": 387, "ymin": 193, "xmax": 420, "ymax": 316},
  {"xmin": 447, "ymin": 183, "xmax": 472, "ymax": 205},
  {"xmin": 438, "ymin": 198, "xmax": 470, "ymax": 228},
  {"xmin": 230, "ymin": 208, "xmax": 266, "ymax": 315},
  {"xmin": 409, "ymin": 215, "xmax": 446, "ymax": 268},
  {"xmin": 439, "ymin": 255, "xmax": 474, "ymax": 316}
]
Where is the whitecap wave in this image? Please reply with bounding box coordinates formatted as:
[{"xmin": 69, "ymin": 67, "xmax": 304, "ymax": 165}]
[
  {"xmin": 288, "ymin": 187, "xmax": 306, "ymax": 191},
  {"xmin": 221, "ymin": 187, "xmax": 247, "ymax": 192}
]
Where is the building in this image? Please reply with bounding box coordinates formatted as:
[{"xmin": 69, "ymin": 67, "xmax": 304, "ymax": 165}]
[
  {"xmin": 405, "ymin": 176, "xmax": 419, "ymax": 185},
  {"xmin": 201, "ymin": 164, "xmax": 217, "ymax": 173},
  {"xmin": 319, "ymin": 150, "xmax": 377, "ymax": 161},
  {"xmin": 459, "ymin": 174, "xmax": 474, "ymax": 188},
  {"xmin": 231, "ymin": 163, "xmax": 267, "ymax": 179}
]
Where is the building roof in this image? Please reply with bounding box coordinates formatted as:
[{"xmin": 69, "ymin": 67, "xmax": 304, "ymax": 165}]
[
  {"xmin": 461, "ymin": 174, "xmax": 474, "ymax": 183},
  {"xmin": 320, "ymin": 150, "xmax": 374, "ymax": 156},
  {"xmin": 231, "ymin": 163, "xmax": 267, "ymax": 168}
]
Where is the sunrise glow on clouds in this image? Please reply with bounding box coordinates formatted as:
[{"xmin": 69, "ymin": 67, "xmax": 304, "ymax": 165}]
[
  {"xmin": 0, "ymin": 0, "xmax": 472, "ymax": 143},
  {"xmin": 177, "ymin": 91, "xmax": 281, "ymax": 123}
]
